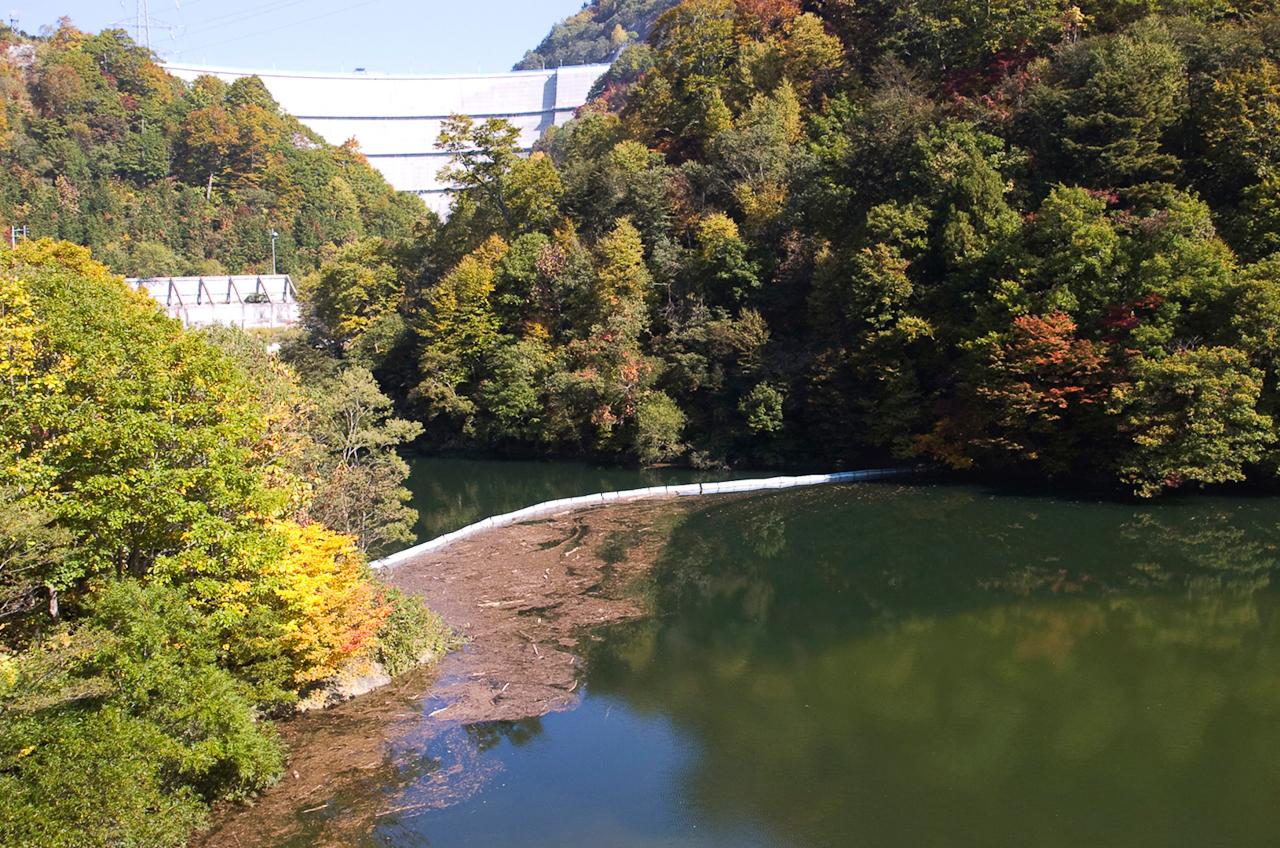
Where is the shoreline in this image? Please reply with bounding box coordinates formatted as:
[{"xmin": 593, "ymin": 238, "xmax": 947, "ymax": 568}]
[{"xmin": 191, "ymin": 496, "xmax": 702, "ymax": 847}]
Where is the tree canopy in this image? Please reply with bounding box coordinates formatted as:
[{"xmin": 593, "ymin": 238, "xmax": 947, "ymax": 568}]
[
  {"xmin": 0, "ymin": 240, "xmax": 450, "ymax": 847},
  {"xmin": 19, "ymin": 6, "xmax": 1280, "ymax": 501}
]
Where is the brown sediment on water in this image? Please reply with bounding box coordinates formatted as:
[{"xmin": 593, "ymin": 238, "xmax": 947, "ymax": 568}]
[
  {"xmin": 191, "ymin": 497, "xmax": 699, "ymax": 848},
  {"xmin": 384, "ymin": 498, "xmax": 696, "ymax": 722}
]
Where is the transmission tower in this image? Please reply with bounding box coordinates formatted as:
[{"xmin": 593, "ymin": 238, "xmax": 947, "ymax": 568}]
[
  {"xmin": 112, "ymin": 0, "xmax": 182, "ymax": 53},
  {"xmin": 136, "ymin": 0, "xmax": 149, "ymax": 49}
]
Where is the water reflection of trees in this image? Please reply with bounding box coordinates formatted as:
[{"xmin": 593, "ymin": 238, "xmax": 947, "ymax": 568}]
[
  {"xmin": 582, "ymin": 486, "xmax": 1280, "ymax": 846},
  {"xmin": 405, "ymin": 457, "xmax": 727, "ymax": 540},
  {"xmin": 1120, "ymin": 511, "xmax": 1274, "ymax": 594},
  {"xmin": 627, "ymin": 485, "xmax": 1280, "ymax": 651},
  {"xmin": 466, "ymin": 717, "xmax": 545, "ymax": 752},
  {"xmin": 250, "ymin": 712, "xmax": 506, "ymax": 848},
  {"xmin": 589, "ymin": 597, "xmax": 1280, "ymax": 847}
]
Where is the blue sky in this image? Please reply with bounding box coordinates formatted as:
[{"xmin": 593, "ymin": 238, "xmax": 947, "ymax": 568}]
[{"xmin": 20, "ymin": 0, "xmax": 590, "ymax": 74}]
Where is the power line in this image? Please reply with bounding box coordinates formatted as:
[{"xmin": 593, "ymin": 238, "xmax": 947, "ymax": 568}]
[
  {"xmin": 179, "ymin": 0, "xmax": 387, "ymax": 54},
  {"xmin": 178, "ymin": 0, "xmax": 315, "ymax": 37}
]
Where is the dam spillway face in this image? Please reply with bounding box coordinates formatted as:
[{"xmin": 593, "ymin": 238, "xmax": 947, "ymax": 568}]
[{"xmin": 164, "ymin": 64, "xmax": 611, "ymax": 216}]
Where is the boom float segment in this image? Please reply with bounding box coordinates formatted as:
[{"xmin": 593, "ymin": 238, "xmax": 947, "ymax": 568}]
[{"xmin": 370, "ymin": 468, "xmax": 915, "ymax": 571}]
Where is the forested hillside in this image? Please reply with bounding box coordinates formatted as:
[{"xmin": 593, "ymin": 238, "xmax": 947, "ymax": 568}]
[
  {"xmin": 298, "ymin": 0, "xmax": 1280, "ymax": 497},
  {"xmin": 13, "ymin": 5, "xmax": 1280, "ymax": 505},
  {"xmin": 0, "ymin": 20, "xmax": 427, "ymax": 277},
  {"xmin": 515, "ymin": 0, "xmax": 682, "ymax": 69}
]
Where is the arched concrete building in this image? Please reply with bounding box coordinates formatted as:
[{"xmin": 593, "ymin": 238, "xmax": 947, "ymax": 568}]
[{"xmin": 164, "ymin": 64, "xmax": 610, "ymax": 216}]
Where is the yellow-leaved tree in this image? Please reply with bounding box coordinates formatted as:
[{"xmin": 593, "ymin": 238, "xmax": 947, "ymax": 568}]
[{"xmin": 258, "ymin": 520, "xmax": 392, "ymax": 684}]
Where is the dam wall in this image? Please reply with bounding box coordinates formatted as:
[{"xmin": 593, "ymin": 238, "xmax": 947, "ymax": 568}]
[{"xmin": 164, "ymin": 64, "xmax": 610, "ymax": 216}]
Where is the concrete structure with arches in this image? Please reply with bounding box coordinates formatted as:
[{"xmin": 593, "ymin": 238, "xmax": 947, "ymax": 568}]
[{"xmin": 164, "ymin": 63, "xmax": 611, "ymax": 216}]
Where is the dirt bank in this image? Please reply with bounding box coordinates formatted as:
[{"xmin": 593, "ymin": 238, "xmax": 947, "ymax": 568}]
[{"xmin": 192, "ymin": 497, "xmax": 700, "ymax": 848}]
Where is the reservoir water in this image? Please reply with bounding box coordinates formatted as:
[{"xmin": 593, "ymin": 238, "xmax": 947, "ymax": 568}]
[
  {"xmin": 403, "ymin": 455, "xmax": 756, "ymax": 541},
  {"xmin": 283, "ymin": 460, "xmax": 1280, "ymax": 847}
]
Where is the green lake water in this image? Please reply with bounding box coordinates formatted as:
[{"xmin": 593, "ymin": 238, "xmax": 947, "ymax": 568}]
[
  {"xmin": 404, "ymin": 455, "xmax": 755, "ymax": 541},
  {"xmin": 309, "ymin": 461, "xmax": 1280, "ymax": 847}
]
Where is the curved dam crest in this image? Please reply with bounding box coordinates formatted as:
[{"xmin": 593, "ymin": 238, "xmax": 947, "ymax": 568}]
[
  {"xmin": 164, "ymin": 63, "xmax": 610, "ymax": 216},
  {"xmin": 370, "ymin": 467, "xmax": 912, "ymax": 570}
]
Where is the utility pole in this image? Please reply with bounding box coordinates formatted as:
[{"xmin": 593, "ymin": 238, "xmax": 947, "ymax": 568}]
[
  {"xmin": 10, "ymin": 225, "xmax": 26, "ymax": 248},
  {"xmin": 271, "ymin": 229, "xmax": 278, "ymax": 275}
]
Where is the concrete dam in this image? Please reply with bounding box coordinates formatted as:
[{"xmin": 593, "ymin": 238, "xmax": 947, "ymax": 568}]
[{"xmin": 164, "ymin": 63, "xmax": 611, "ymax": 216}]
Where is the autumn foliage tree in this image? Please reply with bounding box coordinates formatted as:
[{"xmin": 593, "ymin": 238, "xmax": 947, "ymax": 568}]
[
  {"xmin": 919, "ymin": 312, "xmax": 1112, "ymax": 473},
  {"xmin": 258, "ymin": 520, "xmax": 393, "ymax": 684},
  {"xmin": 0, "ymin": 240, "xmax": 282, "ymax": 598},
  {"xmin": 0, "ymin": 240, "xmax": 449, "ymax": 847}
]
